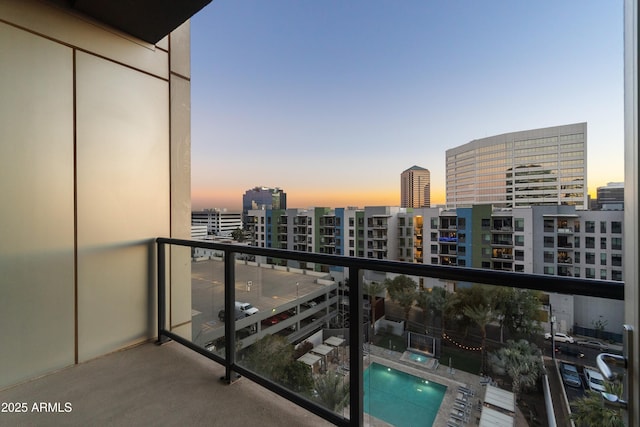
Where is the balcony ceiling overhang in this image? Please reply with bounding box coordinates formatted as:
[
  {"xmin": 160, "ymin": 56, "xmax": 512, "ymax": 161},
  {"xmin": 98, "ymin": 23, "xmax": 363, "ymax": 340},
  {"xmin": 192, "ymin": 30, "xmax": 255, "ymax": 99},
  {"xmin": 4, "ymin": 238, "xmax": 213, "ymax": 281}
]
[{"xmin": 70, "ymin": 0, "xmax": 213, "ymax": 44}]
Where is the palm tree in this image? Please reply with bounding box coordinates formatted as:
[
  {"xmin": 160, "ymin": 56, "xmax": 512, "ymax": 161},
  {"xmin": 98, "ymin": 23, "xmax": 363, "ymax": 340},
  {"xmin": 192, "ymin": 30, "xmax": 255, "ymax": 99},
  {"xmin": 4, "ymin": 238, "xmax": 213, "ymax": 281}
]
[
  {"xmin": 385, "ymin": 275, "xmax": 418, "ymax": 326},
  {"xmin": 313, "ymin": 371, "xmax": 349, "ymax": 412},
  {"xmin": 415, "ymin": 289, "xmax": 432, "ymax": 333},
  {"xmin": 571, "ymin": 382, "xmax": 624, "ymax": 427},
  {"xmin": 363, "ymin": 281, "xmax": 386, "ymax": 337},
  {"xmin": 463, "ymin": 304, "xmax": 495, "ymax": 373},
  {"xmin": 488, "ymin": 339, "xmax": 543, "ymax": 400},
  {"xmin": 430, "ymin": 286, "xmax": 452, "ymax": 335}
]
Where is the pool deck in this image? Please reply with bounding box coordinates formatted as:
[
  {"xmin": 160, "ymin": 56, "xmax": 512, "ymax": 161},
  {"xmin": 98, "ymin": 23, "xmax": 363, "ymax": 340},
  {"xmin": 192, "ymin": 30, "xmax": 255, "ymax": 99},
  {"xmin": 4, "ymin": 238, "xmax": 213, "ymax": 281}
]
[{"xmin": 363, "ymin": 345, "xmax": 526, "ymax": 427}]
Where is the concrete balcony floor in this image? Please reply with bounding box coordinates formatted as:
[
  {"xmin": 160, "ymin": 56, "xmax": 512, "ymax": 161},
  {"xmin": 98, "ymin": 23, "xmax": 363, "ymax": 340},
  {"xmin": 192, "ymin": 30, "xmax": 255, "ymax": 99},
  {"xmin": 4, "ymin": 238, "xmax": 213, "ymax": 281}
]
[{"xmin": 0, "ymin": 341, "xmax": 333, "ymax": 427}]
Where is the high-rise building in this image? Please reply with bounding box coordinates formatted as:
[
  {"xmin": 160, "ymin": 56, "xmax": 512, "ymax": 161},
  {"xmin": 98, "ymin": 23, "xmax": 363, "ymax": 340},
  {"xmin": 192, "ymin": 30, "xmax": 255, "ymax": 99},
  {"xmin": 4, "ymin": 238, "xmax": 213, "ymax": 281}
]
[
  {"xmin": 401, "ymin": 166, "xmax": 431, "ymax": 208},
  {"xmin": 242, "ymin": 186, "xmax": 287, "ymax": 228},
  {"xmin": 596, "ymin": 182, "xmax": 624, "ymax": 210},
  {"xmin": 446, "ymin": 123, "xmax": 587, "ymax": 209}
]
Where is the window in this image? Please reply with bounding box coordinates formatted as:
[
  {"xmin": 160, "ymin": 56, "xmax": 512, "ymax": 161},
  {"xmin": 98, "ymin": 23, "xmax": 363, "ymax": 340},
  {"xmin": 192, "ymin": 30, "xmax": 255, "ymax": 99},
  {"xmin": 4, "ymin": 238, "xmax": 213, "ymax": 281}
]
[
  {"xmin": 514, "ymin": 235, "xmax": 524, "ymax": 246},
  {"xmin": 585, "ymin": 221, "xmax": 595, "ymax": 233},
  {"xmin": 600, "ymin": 221, "xmax": 607, "ymax": 233},
  {"xmin": 431, "ymin": 257, "xmax": 438, "ymax": 264},
  {"xmin": 458, "ymin": 246, "xmax": 466, "ymax": 255},
  {"xmin": 349, "ymin": 229, "xmax": 354, "ymax": 237},
  {"xmin": 458, "ymin": 259, "xmax": 466, "ymax": 266},
  {"xmin": 612, "ymin": 237, "xmax": 622, "ymax": 250},
  {"xmin": 515, "ymin": 264, "xmax": 524, "ymax": 272},
  {"xmin": 612, "ymin": 270, "xmax": 622, "ymax": 281},
  {"xmin": 482, "ymin": 233, "xmax": 490, "ymax": 243},
  {"xmin": 573, "ymin": 220, "xmax": 581, "ymax": 232},
  {"xmin": 574, "ymin": 267, "xmax": 581, "ymax": 278},
  {"xmin": 586, "ymin": 252, "xmax": 595, "ymax": 264},
  {"xmin": 482, "ymin": 247, "xmax": 491, "ymax": 258},
  {"xmin": 574, "ymin": 236, "xmax": 580, "ymax": 248},
  {"xmin": 611, "ymin": 221, "xmax": 622, "ymax": 233},
  {"xmin": 600, "ymin": 253, "xmax": 607, "ymax": 266},
  {"xmin": 430, "ymin": 218, "xmax": 438, "ymax": 229},
  {"xmin": 585, "ymin": 268, "xmax": 595, "ymax": 279},
  {"xmin": 349, "ymin": 250, "xmax": 354, "ymax": 256},
  {"xmin": 431, "ymin": 245, "xmax": 438, "ymax": 254},
  {"xmin": 349, "ymin": 240, "xmax": 354, "ymax": 248},
  {"xmin": 431, "ymin": 232, "xmax": 437, "ymax": 242},
  {"xmin": 481, "ymin": 261, "xmax": 490, "ymax": 268},
  {"xmin": 544, "ymin": 236, "xmax": 554, "ymax": 247},
  {"xmin": 601, "ymin": 237, "xmax": 607, "ymax": 250},
  {"xmin": 349, "ymin": 218, "xmax": 354, "ymax": 226},
  {"xmin": 544, "ymin": 251, "xmax": 554, "ymax": 263},
  {"xmin": 544, "ymin": 266, "xmax": 554, "ymax": 275},
  {"xmin": 544, "ymin": 219, "xmax": 554, "ymax": 232},
  {"xmin": 457, "ymin": 218, "xmax": 466, "ymax": 230},
  {"xmin": 612, "ymin": 254, "xmax": 622, "ymax": 267},
  {"xmin": 585, "ymin": 237, "xmax": 595, "ymax": 248},
  {"xmin": 575, "ymin": 252, "xmax": 581, "ymax": 263},
  {"xmin": 600, "ymin": 269, "xmax": 608, "ymax": 280},
  {"xmin": 514, "ymin": 218, "xmax": 525, "ymax": 232},
  {"xmin": 515, "ymin": 250, "xmax": 524, "ymax": 261}
]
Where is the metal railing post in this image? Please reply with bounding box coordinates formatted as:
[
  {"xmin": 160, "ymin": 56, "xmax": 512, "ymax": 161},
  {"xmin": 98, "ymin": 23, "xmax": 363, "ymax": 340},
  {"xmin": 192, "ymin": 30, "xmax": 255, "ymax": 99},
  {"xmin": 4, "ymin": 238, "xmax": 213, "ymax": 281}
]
[
  {"xmin": 348, "ymin": 267, "xmax": 363, "ymax": 426},
  {"xmin": 156, "ymin": 240, "xmax": 167, "ymax": 344},
  {"xmin": 224, "ymin": 249, "xmax": 236, "ymax": 383}
]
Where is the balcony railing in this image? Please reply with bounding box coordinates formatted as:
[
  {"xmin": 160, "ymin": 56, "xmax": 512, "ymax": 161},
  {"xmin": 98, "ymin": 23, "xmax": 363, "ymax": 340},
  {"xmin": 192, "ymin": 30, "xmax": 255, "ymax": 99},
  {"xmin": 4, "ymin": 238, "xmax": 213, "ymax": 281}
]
[{"xmin": 156, "ymin": 237, "xmax": 625, "ymax": 427}]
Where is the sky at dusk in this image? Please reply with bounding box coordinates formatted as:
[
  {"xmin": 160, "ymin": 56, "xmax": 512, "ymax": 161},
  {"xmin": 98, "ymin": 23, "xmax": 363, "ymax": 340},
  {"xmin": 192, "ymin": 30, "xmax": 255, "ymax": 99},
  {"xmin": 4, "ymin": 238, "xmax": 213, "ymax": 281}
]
[{"xmin": 190, "ymin": 1, "xmax": 624, "ymax": 211}]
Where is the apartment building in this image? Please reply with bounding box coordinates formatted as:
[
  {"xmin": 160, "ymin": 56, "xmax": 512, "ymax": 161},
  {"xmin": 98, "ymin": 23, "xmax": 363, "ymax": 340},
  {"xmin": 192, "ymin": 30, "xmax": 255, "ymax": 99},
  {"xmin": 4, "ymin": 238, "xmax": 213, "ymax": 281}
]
[
  {"xmin": 192, "ymin": 209, "xmax": 242, "ymax": 236},
  {"xmin": 248, "ymin": 204, "xmax": 624, "ymax": 336},
  {"xmin": 446, "ymin": 122, "xmax": 588, "ymax": 209},
  {"xmin": 242, "ymin": 186, "xmax": 287, "ymax": 228}
]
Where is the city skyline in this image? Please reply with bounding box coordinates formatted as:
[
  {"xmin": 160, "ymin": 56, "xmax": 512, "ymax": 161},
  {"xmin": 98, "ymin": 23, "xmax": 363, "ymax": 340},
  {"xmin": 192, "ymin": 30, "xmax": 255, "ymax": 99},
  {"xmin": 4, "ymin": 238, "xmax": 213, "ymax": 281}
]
[{"xmin": 190, "ymin": 1, "xmax": 623, "ymax": 211}]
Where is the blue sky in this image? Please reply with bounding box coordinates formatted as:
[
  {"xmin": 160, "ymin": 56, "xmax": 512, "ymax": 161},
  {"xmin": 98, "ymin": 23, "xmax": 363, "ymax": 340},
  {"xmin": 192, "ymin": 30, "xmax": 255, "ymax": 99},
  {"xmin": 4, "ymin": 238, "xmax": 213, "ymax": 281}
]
[{"xmin": 190, "ymin": 1, "xmax": 624, "ymax": 211}]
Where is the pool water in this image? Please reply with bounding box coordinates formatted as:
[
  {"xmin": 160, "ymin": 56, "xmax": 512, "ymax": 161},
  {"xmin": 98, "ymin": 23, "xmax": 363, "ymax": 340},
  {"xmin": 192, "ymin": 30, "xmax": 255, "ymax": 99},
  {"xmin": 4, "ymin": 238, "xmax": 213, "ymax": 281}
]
[
  {"xmin": 363, "ymin": 363, "xmax": 446, "ymax": 427},
  {"xmin": 407, "ymin": 352, "xmax": 429, "ymax": 363}
]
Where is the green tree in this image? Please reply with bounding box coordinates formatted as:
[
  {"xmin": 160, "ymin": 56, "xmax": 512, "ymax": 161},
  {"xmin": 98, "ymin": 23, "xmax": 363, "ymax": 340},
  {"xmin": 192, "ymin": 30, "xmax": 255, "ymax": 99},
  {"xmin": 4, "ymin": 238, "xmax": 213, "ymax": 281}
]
[
  {"xmin": 384, "ymin": 275, "xmax": 418, "ymax": 325},
  {"xmin": 363, "ymin": 281, "xmax": 386, "ymax": 337},
  {"xmin": 450, "ymin": 285, "xmax": 493, "ymax": 335},
  {"xmin": 488, "ymin": 339, "xmax": 543, "ymax": 400},
  {"xmin": 571, "ymin": 382, "xmax": 624, "ymax": 427},
  {"xmin": 243, "ymin": 334, "xmax": 312, "ymax": 393},
  {"xmin": 313, "ymin": 371, "xmax": 349, "ymax": 412},
  {"xmin": 429, "ymin": 286, "xmax": 452, "ymax": 334},
  {"xmin": 415, "ymin": 289, "xmax": 432, "ymax": 333},
  {"xmin": 463, "ymin": 304, "xmax": 495, "ymax": 373},
  {"xmin": 231, "ymin": 227, "xmax": 245, "ymax": 242},
  {"xmin": 493, "ymin": 287, "xmax": 543, "ymax": 340}
]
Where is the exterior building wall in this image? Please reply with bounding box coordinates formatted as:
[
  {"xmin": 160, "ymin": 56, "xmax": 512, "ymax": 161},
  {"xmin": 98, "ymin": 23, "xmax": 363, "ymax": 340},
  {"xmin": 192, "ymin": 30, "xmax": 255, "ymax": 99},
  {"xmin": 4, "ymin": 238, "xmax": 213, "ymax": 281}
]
[
  {"xmin": 192, "ymin": 209, "xmax": 242, "ymax": 236},
  {"xmin": 0, "ymin": 0, "xmax": 190, "ymax": 388}
]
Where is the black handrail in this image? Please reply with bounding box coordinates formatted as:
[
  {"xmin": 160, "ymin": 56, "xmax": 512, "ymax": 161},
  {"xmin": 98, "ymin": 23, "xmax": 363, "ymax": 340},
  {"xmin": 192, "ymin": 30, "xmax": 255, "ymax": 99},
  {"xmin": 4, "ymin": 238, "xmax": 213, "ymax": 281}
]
[{"xmin": 156, "ymin": 236, "xmax": 624, "ymax": 427}]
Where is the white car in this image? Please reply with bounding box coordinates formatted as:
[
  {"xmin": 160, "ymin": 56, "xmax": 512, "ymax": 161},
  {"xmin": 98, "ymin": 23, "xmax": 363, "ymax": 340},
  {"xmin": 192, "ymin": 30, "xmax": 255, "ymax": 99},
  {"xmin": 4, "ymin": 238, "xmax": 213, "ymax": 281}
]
[
  {"xmin": 235, "ymin": 301, "xmax": 259, "ymax": 316},
  {"xmin": 584, "ymin": 368, "xmax": 606, "ymax": 392},
  {"xmin": 544, "ymin": 332, "xmax": 575, "ymax": 343}
]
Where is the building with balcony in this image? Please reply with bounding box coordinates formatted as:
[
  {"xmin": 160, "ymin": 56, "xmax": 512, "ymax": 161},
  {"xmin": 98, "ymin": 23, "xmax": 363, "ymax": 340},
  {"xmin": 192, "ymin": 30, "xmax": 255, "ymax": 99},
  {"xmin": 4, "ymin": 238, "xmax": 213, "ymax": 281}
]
[
  {"xmin": 446, "ymin": 123, "xmax": 588, "ymax": 209},
  {"xmin": 242, "ymin": 186, "xmax": 287, "ymax": 228},
  {"xmin": 401, "ymin": 165, "xmax": 431, "ymax": 208}
]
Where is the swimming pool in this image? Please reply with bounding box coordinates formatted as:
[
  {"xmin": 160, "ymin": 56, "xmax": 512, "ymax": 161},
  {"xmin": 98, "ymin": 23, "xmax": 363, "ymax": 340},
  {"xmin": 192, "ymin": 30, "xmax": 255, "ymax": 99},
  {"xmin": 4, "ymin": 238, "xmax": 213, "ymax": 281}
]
[{"xmin": 363, "ymin": 363, "xmax": 446, "ymax": 427}]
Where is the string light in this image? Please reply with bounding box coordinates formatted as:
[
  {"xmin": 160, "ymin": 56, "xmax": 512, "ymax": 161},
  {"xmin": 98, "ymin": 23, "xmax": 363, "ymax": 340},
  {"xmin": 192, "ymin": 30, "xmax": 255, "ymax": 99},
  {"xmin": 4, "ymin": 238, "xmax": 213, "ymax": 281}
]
[{"xmin": 442, "ymin": 332, "xmax": 482, "ymax": 352}]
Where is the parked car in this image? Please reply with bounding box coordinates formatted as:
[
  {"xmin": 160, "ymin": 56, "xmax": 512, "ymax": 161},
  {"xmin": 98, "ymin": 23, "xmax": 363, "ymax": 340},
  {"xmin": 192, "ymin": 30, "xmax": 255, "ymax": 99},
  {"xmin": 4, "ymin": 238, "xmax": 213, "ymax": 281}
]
[
  {"xmin": 235, "ymin": 301, "xmax": 259, "ymax": 316},
  {"xmin": 560, "ymin": 362, "xmax": 582, "ymax": 388},
  {"xmin": 576, "ymin": 340, "xmax": 609, "ymax": 351},
  {"xmin": 584, "ymin": 368, "xmax": 606, "ymax": 392},
  {"xmin": 556, "ymin": 345, "xmax": 584, "ymax": 358},
  {"xmin": 218, "ymin": 308, "xmax": 246, "ymax": 322},
  {"xmin": 544, "ymin": 332, "xmax": 575, "ymax": 343}
]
